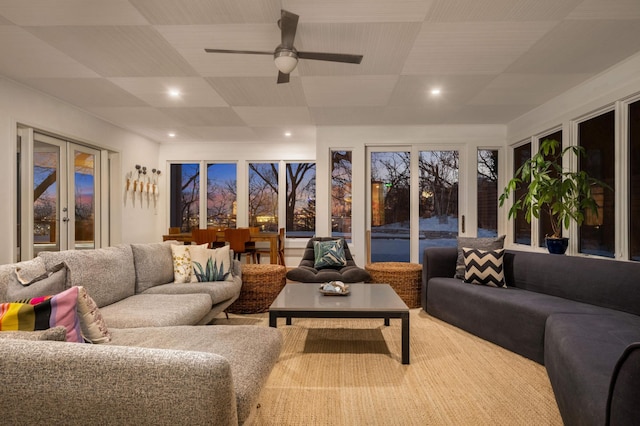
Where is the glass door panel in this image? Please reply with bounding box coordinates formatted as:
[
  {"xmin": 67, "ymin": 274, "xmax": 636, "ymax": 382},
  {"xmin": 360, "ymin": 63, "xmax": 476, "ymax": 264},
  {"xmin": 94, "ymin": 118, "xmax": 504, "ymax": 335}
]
[
  {"xmin": 370, "ymin": 151, "xmax": 410, "ymax": 262},
  {"xmin": 33, "ymin": 139, "xmax": 63, "ymax": 254},
  {"xmin": 418, "ymin": 150, "xmax": 459, "ymax": 259},
  {"xmin": 32, "ymin": 133, "xmax": 100, "ymax": 255},
  {"xmin": 71, "ymin": 144, "xmax": 99, "ymax": 250}
]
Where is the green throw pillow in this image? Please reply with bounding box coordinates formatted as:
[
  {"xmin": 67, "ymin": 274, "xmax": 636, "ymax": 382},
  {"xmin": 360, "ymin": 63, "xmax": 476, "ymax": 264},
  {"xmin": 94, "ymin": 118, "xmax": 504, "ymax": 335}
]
[{"xmin": 313, "ymin": 239, "xmax": 347, "ymax": 270}]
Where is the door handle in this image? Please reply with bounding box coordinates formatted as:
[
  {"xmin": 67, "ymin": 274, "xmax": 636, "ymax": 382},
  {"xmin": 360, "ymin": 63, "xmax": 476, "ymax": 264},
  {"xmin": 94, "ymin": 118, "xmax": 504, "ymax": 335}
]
[
  {"xmin": 62, "ymin": 217, "xmax": 70, "ymax": 223},
  {"xmin": 461, "ymin": 215, "xmax": 465, "ymax": 233}
]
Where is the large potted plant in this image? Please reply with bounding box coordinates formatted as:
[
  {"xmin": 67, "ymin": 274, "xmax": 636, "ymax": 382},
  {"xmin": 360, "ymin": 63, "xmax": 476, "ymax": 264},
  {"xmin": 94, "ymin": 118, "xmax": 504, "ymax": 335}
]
[{"xmin": 499, "ymin": 138, "xmax": 608, "ymax": 254}]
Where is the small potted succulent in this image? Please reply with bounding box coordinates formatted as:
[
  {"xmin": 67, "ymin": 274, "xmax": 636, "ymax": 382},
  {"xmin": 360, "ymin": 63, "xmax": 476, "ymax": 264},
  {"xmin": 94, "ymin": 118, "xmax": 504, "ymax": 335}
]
[{"xmin": 499, "ymin": 138, "xmax": 609, "ymax": 254}]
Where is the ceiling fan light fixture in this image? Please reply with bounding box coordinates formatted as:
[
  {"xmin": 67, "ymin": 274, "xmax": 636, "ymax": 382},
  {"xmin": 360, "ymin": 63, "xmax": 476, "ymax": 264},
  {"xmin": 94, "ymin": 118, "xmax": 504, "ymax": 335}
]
[{"xmin": 274, "ymin": 48, "xmax": 298, "ymax": 74}]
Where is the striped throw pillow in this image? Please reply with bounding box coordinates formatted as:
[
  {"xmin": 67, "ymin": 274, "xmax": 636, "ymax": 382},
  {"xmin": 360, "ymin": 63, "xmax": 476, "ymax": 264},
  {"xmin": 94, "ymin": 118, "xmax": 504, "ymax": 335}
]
[
  {"xmin": 0, "ymin": 286, "xmax": 83, "ymax": 343},
  {"xmin": 462, "ymin": 247, "xmax": 506, "ymax": 288}
]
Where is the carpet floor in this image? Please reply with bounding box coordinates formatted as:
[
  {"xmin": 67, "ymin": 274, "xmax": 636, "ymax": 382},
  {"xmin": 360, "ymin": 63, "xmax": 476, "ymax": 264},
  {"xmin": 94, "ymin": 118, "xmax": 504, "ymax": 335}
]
[{"xmin": 213, "ymin": 309, "xmax": 562, "ymax": 425}]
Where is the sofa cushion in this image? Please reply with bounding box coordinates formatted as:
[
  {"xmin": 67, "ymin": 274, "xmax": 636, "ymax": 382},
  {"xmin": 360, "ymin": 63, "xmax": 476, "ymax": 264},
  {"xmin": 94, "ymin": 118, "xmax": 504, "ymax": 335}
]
[
  {"xmin": 6, "ymin": 262, "xmax": 68, "ymax": 301},
  {"xmin": 0, "ymin": 286, "xmax": 83, "ymax": 343},
  {"xmin": 505, "ymin": 250, "xmax": 640, "ymax": 317},
  {"xmin": 98, "ymin": 293, "xmax": 212, "ymax": 328},
  {"xmin": 76, "ymin": 286, "xmax": 111, "ymax": 344},
  {"xmin": 286, "ymin": 265, "xmax": 371, "ymax": 283},
  {"xmin": 426, "ymin": 277, "xmax": 621, "ymax": 363},
  {"xmin": 39, "ymin": 245, "xmax": 136, "ymax": 308},
  {"xmin": 108, "ymin": 325, "xmax": 283, "ymax": 425},
  {"xmin": 544, "ymin": 312, "xmax": 640, "ymax": 426},
  {"xmin": 0, "ymin": 326, "xmax": 67, "ymax": 341},
  {"xmin": 462, "ymin": 247, "xmax": 505, "ymax": 287},
  {"xmin": 131, "ymin": 242, "xmax": 176, "ymax": 293},
  {"xmin": 455, "ymin": 235, "xmax": 505, "ymax": 279},
  {"xmin": 313, "ymin": 239, "xmax": 347, "ymax": 269},
  {"xmin": 142, "ymin": 278, "xmax": 241, "ymax": 306}
]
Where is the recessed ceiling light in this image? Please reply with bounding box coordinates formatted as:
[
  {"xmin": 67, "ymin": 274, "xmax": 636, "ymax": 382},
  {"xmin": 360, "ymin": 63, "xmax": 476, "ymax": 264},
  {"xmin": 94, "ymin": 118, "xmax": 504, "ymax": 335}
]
[
  {"xmin": 430, "ymin": 88, "xmax": 442, "ymax": 96},
  {"xmin": 168, "ymin": 132, "xmax": 176, "ymax": 138},
  {"xmin": 284, "ymin": 131, "xmax": 292, "ymax": 137},
  {"xmin": 168, "ymin": 88, "xmax": 181, "ymax": 98}
]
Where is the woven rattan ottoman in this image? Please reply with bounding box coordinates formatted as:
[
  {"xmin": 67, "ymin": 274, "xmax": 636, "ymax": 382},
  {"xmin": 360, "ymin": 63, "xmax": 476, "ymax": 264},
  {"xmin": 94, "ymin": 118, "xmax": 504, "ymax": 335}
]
[
  {"xmin": 227, "ymin": 264, "xmax": 286, "ymax": 314},
  {"xmin": 365, "ymin": 262, "xmax": 422, "ymax": 308}
]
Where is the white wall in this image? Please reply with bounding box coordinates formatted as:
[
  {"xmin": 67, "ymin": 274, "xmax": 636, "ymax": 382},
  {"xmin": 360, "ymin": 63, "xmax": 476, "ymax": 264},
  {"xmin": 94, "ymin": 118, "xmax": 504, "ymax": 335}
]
[
  {"xmin": 508, "ymin": 52, "xmax": 640, "ymax": 143},
  {"xmin": 505, "ymin": 51, "xmax": 640, "ymax": 257},
  {"xmin": 0, "ymin": 77, "xmax": 161, "ymax": 263}
]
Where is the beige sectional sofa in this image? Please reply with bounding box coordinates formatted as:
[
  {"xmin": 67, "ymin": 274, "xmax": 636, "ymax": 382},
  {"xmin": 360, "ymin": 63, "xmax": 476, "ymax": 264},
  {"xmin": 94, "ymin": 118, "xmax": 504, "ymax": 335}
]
[{"xmin": 0, "ymin": 242, "xmax": 283, "ymax": 425}]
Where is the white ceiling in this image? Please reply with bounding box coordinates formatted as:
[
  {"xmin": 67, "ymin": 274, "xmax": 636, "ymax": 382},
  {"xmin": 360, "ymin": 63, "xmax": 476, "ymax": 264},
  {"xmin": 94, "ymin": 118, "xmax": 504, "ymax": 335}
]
[{"xmin": 1, "ymin": 0, "xmax": 640, "ymax": 143}]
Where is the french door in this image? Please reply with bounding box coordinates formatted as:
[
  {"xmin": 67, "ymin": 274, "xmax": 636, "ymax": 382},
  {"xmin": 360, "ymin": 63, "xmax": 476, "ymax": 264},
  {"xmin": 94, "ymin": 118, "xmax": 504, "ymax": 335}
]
[
  {"xmin": 368, "ymin": 147, "xmax": 461, "ymax": 263},
  {"xmin": 21, "ymin": 130, "xmax": 101, "ymax": 258}
]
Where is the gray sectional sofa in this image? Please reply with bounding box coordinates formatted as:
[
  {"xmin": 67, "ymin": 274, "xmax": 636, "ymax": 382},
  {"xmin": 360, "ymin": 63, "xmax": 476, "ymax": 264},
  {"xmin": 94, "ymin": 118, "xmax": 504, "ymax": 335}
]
[
  {"xmin": 422, "ymin": 247, "xmax": 640, "ymax": 426},
  {"xmin": 0, "ymin": 242, "xmax": 283, "ymax": 425}
]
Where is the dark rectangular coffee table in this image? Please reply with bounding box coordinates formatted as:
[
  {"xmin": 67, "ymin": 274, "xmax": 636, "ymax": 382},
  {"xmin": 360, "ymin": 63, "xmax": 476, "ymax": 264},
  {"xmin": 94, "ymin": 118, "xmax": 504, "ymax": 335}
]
[{"xmin": 269, "ymin": 283, "xmax": 410, "ymax": 364}]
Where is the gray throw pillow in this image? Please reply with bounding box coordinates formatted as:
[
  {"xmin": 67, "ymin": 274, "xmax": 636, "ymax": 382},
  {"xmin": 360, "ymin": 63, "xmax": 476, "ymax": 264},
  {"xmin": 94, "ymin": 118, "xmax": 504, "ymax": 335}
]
[
  {"xmin": 455, "ymin": 235, "xmax": 505, "ymax": 279},
  {"xmin": 13, "ymin": 257, "xmax": 47, "ymax": 284},
  {"xmin": 131, "ymin": 242, "xmax": 176, "ymax": 293},
  {"xmin": 6, "ymin": 262, "xmax": 68, "ymax": 301}
]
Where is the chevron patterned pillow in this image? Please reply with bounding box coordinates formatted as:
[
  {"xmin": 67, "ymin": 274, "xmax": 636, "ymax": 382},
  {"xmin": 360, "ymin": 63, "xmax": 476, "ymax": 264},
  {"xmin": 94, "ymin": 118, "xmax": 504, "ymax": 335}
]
[{"xmin": 462, "ymin": 247, "xmax": 506, "ymax": 288}]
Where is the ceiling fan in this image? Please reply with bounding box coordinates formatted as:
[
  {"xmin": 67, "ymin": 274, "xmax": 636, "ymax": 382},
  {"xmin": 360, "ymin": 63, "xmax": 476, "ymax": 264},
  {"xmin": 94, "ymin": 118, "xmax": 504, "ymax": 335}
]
[{"xmin": 204, "ymin": 9, "xmax": 363, "ymax": 84}]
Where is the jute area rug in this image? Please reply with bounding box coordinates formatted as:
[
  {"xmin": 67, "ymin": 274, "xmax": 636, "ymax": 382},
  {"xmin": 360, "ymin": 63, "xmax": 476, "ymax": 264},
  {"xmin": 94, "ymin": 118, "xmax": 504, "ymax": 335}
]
[{"xmin": 213, "ymin": 309, "xmax": 562, "ymax": 426}]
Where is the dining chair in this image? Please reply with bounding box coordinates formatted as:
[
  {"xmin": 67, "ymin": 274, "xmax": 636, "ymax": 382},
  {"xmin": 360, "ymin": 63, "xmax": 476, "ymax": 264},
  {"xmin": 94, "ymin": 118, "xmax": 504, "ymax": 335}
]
[
  {"xmin": 256, "ymin": 227, "xmax": 285, "ymax": 266},
  {"xmin": 224, "ymin": 228, "xmax": 257, "ymax": 263},
  {"xmin": 191, "ymin": 229, "xmax": 223, "ymax": 249}
]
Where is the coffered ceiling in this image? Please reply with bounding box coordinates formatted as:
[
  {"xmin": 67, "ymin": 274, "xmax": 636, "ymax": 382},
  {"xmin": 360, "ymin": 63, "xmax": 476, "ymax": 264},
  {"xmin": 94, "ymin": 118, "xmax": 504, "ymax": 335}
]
[{"xmin": 1, "ymin": 0, "xmax": 639, "ymax": 143}]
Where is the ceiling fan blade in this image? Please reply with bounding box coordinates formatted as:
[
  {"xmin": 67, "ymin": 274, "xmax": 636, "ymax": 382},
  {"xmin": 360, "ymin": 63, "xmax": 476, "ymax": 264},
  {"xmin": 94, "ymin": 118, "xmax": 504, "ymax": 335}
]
[
  {"xmin": 297, "ymin": 51, "xmax": 363, "ymax": 64},
  {"xmin": 277, "ymin": 71, "xmax": 290, "ymax": 84},
  {"xmin": 204, "ymin": 48, "xmax": 273, "ymax": 55},
  {"xmin": 279, "ymin": 9, "xmax": 299, "ymax": 49}
]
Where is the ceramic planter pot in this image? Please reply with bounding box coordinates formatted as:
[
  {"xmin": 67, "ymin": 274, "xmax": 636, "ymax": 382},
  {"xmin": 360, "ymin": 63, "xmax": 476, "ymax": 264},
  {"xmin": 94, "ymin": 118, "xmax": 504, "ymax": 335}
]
[{"xmin": 546, "ymin": 237, "xmax": 569, "ymax": 255}]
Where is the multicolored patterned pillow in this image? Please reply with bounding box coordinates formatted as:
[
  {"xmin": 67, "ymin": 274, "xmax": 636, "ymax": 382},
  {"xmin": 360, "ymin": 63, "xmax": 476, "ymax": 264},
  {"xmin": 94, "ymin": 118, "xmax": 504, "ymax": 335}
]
[
  {"xmin": 0, "ymin": 286, "xmax": 83, "ymax": 343},
  {"xmin": 313, "ymin": 239, "xmax": 347, "ymax": 270}
]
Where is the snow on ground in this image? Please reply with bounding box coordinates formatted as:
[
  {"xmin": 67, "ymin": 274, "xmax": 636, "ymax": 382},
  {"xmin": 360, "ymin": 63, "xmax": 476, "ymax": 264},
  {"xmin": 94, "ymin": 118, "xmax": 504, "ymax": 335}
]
[{"xmin": 371, "ymin": 216, "xmax": 497, "ymax": 262}]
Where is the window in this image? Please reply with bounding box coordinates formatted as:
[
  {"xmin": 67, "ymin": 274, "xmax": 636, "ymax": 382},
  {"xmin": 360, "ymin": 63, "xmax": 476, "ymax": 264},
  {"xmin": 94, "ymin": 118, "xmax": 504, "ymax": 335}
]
[
  {"xmin": 169, "ymin": 163, "xmax": 199, "ymax": 232},
  {"xmin": 477, "ymin": 149, "xmax": 498, "ymax": 237},
  {"xmin": 206, "ymin": 163, "xmax": 236, "ymax": 228},
  {"xmin": 248, "ymin": 163, "xmax": 279, "ymax": 231},
  {"xmin": 286, "ymin": 163, "xmax": 316, "ymax": 238},
  {"xmin": 331, "ymin": 150, "xmax": 352, "ymax": 241},
  {"xmin": 578, "ymin": 110, "xmax": 615, "ymax": 258},
  {"xmin": 419, "ymin": 150, "xmax": 459, "ymax": 254},
  {"xmin": 513, "ymin": 143, "xmax": 532, "ymax": 245},
  {"xmin": 629, "ymin": 100, "xmax": 640, "ymax": 261},
  {"xmin": 370, "ymin": 151, "xmax": 411, "ymax": 262}
]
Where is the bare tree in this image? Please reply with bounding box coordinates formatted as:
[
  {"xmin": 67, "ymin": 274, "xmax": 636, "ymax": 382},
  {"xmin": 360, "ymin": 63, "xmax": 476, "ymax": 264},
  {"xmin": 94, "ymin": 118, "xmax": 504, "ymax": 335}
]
[
  {"xmin": 371, "ymin": 152, "xmax": 411, "ymax": 226},
  {"xmin": 286, "ymin": 163, "xmax": 315, "ymax": 231},
  {"xmin": 248, "ymin": 163, "xmax": 278, "ymax": 230},
  {"xmin": 419, "ymin": 151, "xmax": 459, "ymax": 221}
]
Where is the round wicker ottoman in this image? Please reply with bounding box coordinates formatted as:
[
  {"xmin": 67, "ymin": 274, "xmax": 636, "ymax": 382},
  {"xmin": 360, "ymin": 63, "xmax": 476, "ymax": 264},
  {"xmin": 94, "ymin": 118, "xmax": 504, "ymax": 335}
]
[
  {"xmin": 365, "ymin": 262, "xmax": 422, "ymax": 308},
  {"xmin": 227, "ymin": 264, "xmax": 286, "ymax": 314}
]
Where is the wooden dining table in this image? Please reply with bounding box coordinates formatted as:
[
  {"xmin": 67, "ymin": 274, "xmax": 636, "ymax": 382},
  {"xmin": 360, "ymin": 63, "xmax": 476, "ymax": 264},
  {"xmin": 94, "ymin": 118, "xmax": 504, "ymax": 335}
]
[{"xmin": 163, "ymin": 230, "xmax": 279, "ymax": 264}]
